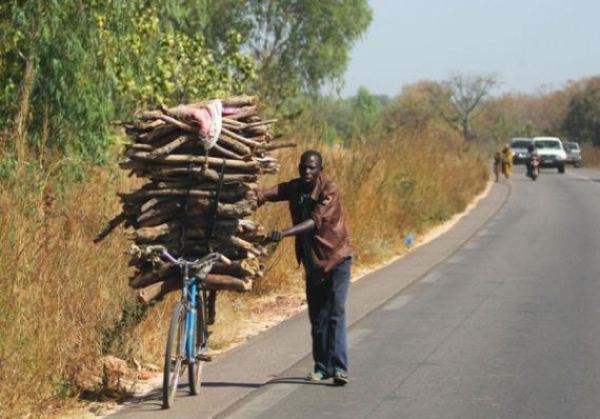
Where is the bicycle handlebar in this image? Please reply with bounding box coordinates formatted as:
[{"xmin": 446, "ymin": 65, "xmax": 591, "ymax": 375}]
[
  {"xmin": 161, "ymin": 249, "xmax": 179, "ymax": 264},
  {"xmin": 157, "ymin": 247, "xmax": 231, "ymax": 268}
]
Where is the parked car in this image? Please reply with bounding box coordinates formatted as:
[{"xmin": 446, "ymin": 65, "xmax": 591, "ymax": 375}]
[
  {"xmin": 510, "ymin": 137, "xmax": 532, "ymax": 164},
  {"xmin": 563, "ymin": 141, "xmax": 582, "ymax": 167},
  {"xmin": 532, "ymin": 136, "xmax": 567, "ymax": 173}
]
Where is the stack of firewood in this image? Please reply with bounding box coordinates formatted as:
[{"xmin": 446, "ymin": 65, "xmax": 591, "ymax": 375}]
[{"xmin": 95, "ymin": 95, "xmax": 294, "ymax": 305}]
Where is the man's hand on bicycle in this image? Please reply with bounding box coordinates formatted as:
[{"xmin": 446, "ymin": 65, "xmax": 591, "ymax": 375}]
[{"xmin": 266, "ymin": 230, "xmax": 283, "ymax": 243}]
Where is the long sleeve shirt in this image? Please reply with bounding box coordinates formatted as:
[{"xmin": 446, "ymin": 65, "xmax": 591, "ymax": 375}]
[{"xmin": 257, "ymin": 173, "xmax": 352, "ymax": 275}]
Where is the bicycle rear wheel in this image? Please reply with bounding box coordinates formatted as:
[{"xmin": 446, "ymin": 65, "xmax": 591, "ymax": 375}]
[
  {"xmin": 188, "ymin": 291, "xmax": 208, "ymax": 395},
  {"xmin": 163, "ymin": 302, "xmax": 186, "ymax": 409}
]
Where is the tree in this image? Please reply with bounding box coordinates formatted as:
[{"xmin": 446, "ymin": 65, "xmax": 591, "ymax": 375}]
[
  {"xmin": 199, "ymin": 0, "xmax": 372, "ymax": 107},
  {"xmin": 0, "ymin": 1, "xmax": 254, "ymax": 173},
  {"xmin": 382, "ymin": 81, "xmax": 443, "ymax": 133},
  {"xmin": 562, "ymin": 77, "xmax": 600, "ymax": 145},
  {"xmin": 428, "ymin": 74, "xmax": 498, "ymax": 141},
  {"xmin": 352, "ymin": 87, "xmax": 381, "ymax": 135}
]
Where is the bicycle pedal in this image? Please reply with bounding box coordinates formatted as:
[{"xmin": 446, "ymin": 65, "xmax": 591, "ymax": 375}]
[{"xmin": 196, "ymin": 354, "xmax": 213, "ymax": 362}]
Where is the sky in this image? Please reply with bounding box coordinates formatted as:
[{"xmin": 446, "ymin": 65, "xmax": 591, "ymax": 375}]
[{"xmin": 339, "ymin": 0, "xmax": 600, "ymax": 98}]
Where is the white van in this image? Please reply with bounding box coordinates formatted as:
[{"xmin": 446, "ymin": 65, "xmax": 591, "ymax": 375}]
[{"xmin": 532, "ymin": 136, "xmax": 567, "ymax": 174}]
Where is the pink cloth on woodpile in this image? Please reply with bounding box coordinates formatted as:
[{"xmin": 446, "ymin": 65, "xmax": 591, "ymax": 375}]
[{"xmin": 180, "ymin": 100, "xmax": 222, "ymax": 149}]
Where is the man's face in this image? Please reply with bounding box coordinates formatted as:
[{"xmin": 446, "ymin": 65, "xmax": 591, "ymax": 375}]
[{"xmin": 298, "ymin": 155, "xmax": 322, "ymax": 186}]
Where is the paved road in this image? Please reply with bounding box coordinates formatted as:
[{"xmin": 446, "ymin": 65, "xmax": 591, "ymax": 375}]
[{"xmin": 113, "ymin": 166, "xmax": 600, "ymax": 419}]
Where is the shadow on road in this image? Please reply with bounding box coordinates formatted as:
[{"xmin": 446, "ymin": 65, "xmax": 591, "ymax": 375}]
[{"xmin": 110, "ymin": 376, "xmax": 333, "ymax": 414}]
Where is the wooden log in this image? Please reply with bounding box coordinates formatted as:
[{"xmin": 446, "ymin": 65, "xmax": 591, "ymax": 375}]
[
  {"xmin": 138, "ymin": 274, "xmax": 251, "ymax": 303},
  {"xmin": 185, "ymin": 198, "xmax": 257, "ymax": 219},
  {"xmin": 94, "ymin": 212, "xmax": 127, "ymax": 243},
  {"xmin": 128, "ymin": 244, "xmax": 178, "ymax": 261},
  {"xmin": 134, "ymin": 229, "xmax": 263, "ymax": 255},
  {"xmin": 191, "ymin": 95, "xmax": 257, "ymax": 108},
  {"xmin": 211, "ymin": 258, "xmax": 260, "ymax": 278},
  {"xmin": 133, "ymin": 220, "xmax": 242, "ymax": 242},
  {"xmin": 223, "ymin": 106, "xmax": 257, "ymax": 121},
  {"xmin": 134, "ymin": 110, "xmax": 163, "ymax": 120},
  {"xmin": 124, "ymin": 149, "xmax": 260, "ymax": 172},
  {"xmin": 159, "ymin": 115, "xmax": 198, "ymax": 134},
  {"xmin": 158, "ymin": 230, "xmax": 263, "ymax": 256},
  {"xmin": 205, "ymin": 274, "xmax": 252, "ymax": 291},
  {"xmin": 124, "ymin": 119, "xmax": 166, "ymax": 134},
  {"xmin": 134, "ymin": 118, "xmax": 165, "ymax": 131},
  {"xmin": 244, "ymin": 125, "xmax": 268, "ymax": 136},
  {"xmin": 137, "ymin": 277, "xmax": 181, "ymax": 303},
  {"xmin": 140, "ymin": 197, "xmax": 170, "ymax": 214},
  {"xmin": 119, "ymin": 186, "xmax": 255, "ymax": 204},
  {"xmin": 228, "ymin": 236, "xmax": 264, "ymax": 256},
  {"xmin": 259, "ymin": 142, "xmax": 297, "ymax": 151},
  {"xmin": 221, "ymin": 127, "xmax": 262, "ymax": 148},
  {"xmin": 130, "ymin": 242, "xmax": 255, "ymax": 262},
  {"xmin": 237, "ymin": 228, "xmax": 267, "ymax": 242},
  {"xmin": 245, "ymin": 118, "xmax": 277, "ymax": 128},
  {"xmin": 217, "ymin": 134, "xmax": 252, "ymax": 156},
  {"xmin": 211, "ymin": 143, "xmax": 247, "ymax": 161},
  {"xmin": 129, "ymin": 264, "xmax": 178, "ymax": 289},
  {"xmin": 136, "ymin": 202, "xmax": 183, "ymax": 228},
  {"xmin": 221, "ymin": 117, "xmax": 251, "ymax": 131},
  {"xmin": 147, "ymin": 135, "xmax": 193, "ymax": 158},
  {"xmin": 136, "ymin": 124, "xmax": 178, "ymax": 144},
  {"xmin": 137, "ymin": 200, "xmax": 183, "ymax": 224},
  {"xmin": 133, "ymin": 222, "xmax": 179, "ymax": 242},
  {"xmin": 137, "ymin": 212, "xmax": 177, "ymax": 228},
  {"xmin": 144, "ymin": 166, "xmax": 258, "ymax": 183},
  {"xmin": 221, "ymin": 95, "xmax": 258, "ymax": 107},
  {"xmin": 125, "ymin": 143, "xmax": 154, "ymax": 152}
]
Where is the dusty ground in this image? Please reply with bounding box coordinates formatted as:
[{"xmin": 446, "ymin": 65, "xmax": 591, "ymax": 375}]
[{"xmin": 70, "ymin": 182, "xmax": 493, "ymax": 418}]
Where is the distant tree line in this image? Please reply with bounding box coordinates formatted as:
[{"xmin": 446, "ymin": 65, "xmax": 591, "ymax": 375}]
[{"xmin": 316, "ymin": 74, "xmax": 600, "ymax": 149}]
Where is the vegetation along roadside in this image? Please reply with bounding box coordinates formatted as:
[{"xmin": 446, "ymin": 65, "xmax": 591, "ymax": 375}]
[{"xmin": 2, "ymin": 1, "xmax": 600, "ymax": 417}]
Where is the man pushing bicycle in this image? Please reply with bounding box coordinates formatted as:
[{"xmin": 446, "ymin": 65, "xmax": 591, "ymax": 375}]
[{"xmin": 258, "ymin": 150, "xmax": 352, "ymax": 386}]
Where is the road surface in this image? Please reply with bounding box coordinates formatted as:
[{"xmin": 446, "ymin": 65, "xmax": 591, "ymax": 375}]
[{"xmin": 113, "ymin": 166, "xmax": 600, "ymax": 419}]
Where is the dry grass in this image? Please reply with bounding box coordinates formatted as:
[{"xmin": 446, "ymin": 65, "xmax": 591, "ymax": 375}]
[
  {"xmin": 581, "ymin": 143, "xmax": 600, "ymax": 167},
  {"xmin": 0, "ymin": 126, "xmax": 487, "ymax": 417}
]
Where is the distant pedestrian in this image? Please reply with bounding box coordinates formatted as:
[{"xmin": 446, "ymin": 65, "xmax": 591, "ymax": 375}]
[
  {"xmin": 258, "ymin": 150, "xmax": 352, "ymax": 385},
  {"xmin": 501, "ymin": 145, "xmax": 514, "ymax": 179},
  {"xmin": 493, "ymin": 151, "xmax": 502, "ymax": 182}
]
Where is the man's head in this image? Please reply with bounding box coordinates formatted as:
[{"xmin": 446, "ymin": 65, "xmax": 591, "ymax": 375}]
[{"xmin": 298, "ymin": 150, "xmax": 323, "ymax": 186}]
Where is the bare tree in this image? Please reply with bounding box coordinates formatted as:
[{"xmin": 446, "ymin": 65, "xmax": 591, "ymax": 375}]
[{"xmin": 428, "ymin": 73, "xmax": 498, "ymax": 141}]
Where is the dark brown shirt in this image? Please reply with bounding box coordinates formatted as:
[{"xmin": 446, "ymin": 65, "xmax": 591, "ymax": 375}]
[{"xmin": 257, "ymin": 173, "xmax": 352, "ymax": 274}]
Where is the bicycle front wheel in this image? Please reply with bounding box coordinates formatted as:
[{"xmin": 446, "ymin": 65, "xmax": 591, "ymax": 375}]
[
  {"xmin": 188, "ymin": 291, "xmax": 208, "ymax": 395},
  {"xmin": 163, "ymin": 302, "xmax": 186, "ymax": 409}
]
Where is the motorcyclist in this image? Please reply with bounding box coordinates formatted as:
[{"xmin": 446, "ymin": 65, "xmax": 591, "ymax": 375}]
[{"xmin": 525, "ymin": 143, "xmax": 538, "ymax": 177}]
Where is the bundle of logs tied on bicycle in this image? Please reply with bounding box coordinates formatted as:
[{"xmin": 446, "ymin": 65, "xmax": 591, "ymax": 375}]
[{"xmin": 95, "ymin": 95, "xmax": 294, "ymax": 316}]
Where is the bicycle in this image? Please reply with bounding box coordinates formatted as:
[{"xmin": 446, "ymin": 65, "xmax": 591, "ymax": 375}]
[{"xmin": 155, "ymin": 246, "xmax": 230, "ymax": 409}]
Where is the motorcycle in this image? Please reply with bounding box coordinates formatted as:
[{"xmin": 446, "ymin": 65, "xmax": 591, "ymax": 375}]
[{"xmin": 527, "ymin": 155, "xmax": 540, "ymax": 181}]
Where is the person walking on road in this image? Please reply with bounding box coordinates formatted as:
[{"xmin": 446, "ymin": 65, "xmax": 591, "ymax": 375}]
[
  {"xmin": 258, "ymin": 150, "xmax": 352, "ymax": 386},
  {"xmin": 501, "ymin": 145, "xmax": 514, "ymax": 179}
]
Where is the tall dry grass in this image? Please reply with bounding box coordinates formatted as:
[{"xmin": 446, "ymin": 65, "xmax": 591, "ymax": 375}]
[
  {"xmin": 0, "ymin": 126, "xmax": 487, "ymax": 417},
  {"xmin": 581, "ymin": 143, "xmax": 600, "ymax": 167}
]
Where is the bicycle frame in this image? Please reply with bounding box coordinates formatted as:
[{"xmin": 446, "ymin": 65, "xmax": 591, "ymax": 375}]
[
  {"xmin": 162, "ymin": 250, "xmax": 220, "ymax": 359},
  {"xmin": 181, "ymin": 263, "xmax": 208, "ymax": 362},
  {"xmin": 160, "ymin": 247, "xmax": 228, "ymax": 408}
]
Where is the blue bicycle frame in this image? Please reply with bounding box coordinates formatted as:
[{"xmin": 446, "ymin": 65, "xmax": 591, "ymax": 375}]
[
  {"xmin": 161, "ymin": 247, "xmax": 227, "ymax": 408},
  {"xmin": 182, "ymin": 263, "xmax": 208, "ymax": 362}
]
